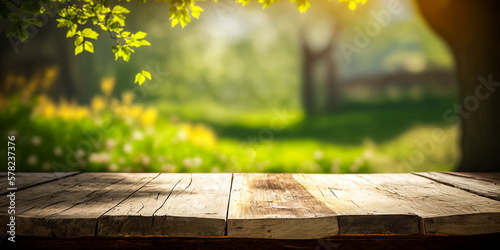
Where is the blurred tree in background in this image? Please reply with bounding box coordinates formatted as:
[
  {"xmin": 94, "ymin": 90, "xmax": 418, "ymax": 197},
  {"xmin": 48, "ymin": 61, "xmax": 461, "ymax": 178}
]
[{"xmin": 2, "ymin": 0, "xmax": 482, "ymax": 173}]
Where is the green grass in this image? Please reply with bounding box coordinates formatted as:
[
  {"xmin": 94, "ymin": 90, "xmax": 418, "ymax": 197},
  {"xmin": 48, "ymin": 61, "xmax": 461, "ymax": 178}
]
[{"xmin": 1, "ymin": 94, "xmax": 459, "ymax": 173}]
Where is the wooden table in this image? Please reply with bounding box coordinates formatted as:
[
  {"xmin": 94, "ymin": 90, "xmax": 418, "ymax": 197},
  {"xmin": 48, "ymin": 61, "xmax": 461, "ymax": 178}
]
[{"xmin": 1, "ymin": 172, "xmax": 499, "ymax": 248}]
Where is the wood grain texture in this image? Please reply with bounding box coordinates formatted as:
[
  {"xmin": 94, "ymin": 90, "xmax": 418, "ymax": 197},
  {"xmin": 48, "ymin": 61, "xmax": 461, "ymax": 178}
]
[
  {"xmin": 1, "ymin": 173, "xmax": 158, "ymax": 237},
  {"xmin": 0, "ymin": 172, "xmax": 79, "ymax": 195},
  {"xmin": 294, "ymin": 174, "xmax": 500, "ymax": 235},
  {"xmin": 294, "ymin": 174, "xmax": 421, "ymax": 235},
  {"xmin": 445, "ymin": 172, "xmax": 500, "ymax": 183},
  {"xmin": 98, "ymin": 173, "xmax": 232, "ymax": 237},
  {"xmin": 1, "ymin": 172, "xmax": 499, "ymax": 238},
  {"xmin": 0, "ymin": 172, "xmax": 101, "ymax": 226},
  {"xmin": 227, "ymin": 173, "xmax": 338, "ymax": 239},
  {"xmin": 414, "ymin": 172, "xmax": 500, "ymax": 201}
]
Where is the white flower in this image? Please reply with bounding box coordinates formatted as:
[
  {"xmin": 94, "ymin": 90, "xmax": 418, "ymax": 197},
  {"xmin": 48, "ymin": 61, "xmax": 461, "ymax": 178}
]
[
  {"xmin": 54, "ymin": 147, "xmax": 62, "ymax": 156},
  {"xmin": 183, "ymin": 158, "xmax": 193, "ymax": 167},
  {"xmin": 105, "ymin": 139, "xmax": 115, "ymax": 151},
  {"xmin": 161, "ymin": 164, "xmax": 175, "ymax": 172},
  {"xmin": 109, "ymin": 163, "xmax": 119, "ymax": 171},
  {"xmin": 363, "ymin": 149, "xmax": 374, "ymax": 159},
  {"xmin": 123, "ymin": 143, "xmax": 133, "ymax": 154},
  {"xmin": 183, "ymin": 157, "xmax": 202, "ymax": 168},
  {"xmin": 141, "ymin": 155, "xmax": 151, "ymax": 166},
  {"xmin": 27, "ymin": 155, "xmax": 37, "ymax": 165},
  {"xmin": 76, "ymin": 149, "xmax": 85, "ymax": 157},
  {"xmin": 313, "ymin": 150, "xmax": 324, "ymax": 161},
  {"xmin": 31, "ymin": 136, "xmax": 41, "ymax": 145},
  {"xmin": 132, "ymin": 130, "xmax": 144, "ymax": 140},
  {"xmin": 42, "ymin": 162, "xmax": 51, "ymax": 170},
  {"xmin": 157, "ymin": 156, "xmax": 165, "ymax": 163},
  {"xmin": 192, "ymin": 157, "xmax": 202, "ymax": 167},
  {"xmin": 177, "ymin": 131, "xmax": 187, "ymax": 141},
  {"xmin": 88, "ymin": 152, "xmax": 111, "ymax": 164},
  {"xmin": 330, "ymin": 158, "xmax": 341, "ymax": 173}
]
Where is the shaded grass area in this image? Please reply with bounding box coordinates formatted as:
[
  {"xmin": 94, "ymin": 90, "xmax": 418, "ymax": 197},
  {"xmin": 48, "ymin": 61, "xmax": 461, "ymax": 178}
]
[{"xmin": 177, "ymin": 95, "xmax": 457, "ymax": 146}]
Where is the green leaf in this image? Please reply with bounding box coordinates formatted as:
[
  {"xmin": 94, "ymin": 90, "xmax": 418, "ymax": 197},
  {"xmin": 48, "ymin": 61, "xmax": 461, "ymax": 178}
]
[
  {"xmin": 171, "ymin": 18, "xmax": 179, "ymax": 28},
  {"xmin": 26, "ymin": 18, "xmax": 43, "ymax": 27},
  {"xmin": 6, "ymin": 25, "xmax": 18, "ymax": 38},
  {"xmin": 134, "ymin": 70, "xmax": 152, "ymax": 85},
  {"xmin": 134, "ymin": 72, "xmax": 146, "ymax": 85},
  {"xmin": 84, "ymin": 41, "xmax": 94, "ymax": 53},
  {"xmin": 7, "ymin": 13, "xmax": 22, "ymax": 22},
  {"xmin": 139, "ymin": 40, "xmax": 151, "ymax": 46},
  {"xmin": 19, "ymin": 27, "xmax": 29, "ymax": 42},
  {"xmin": 141, "ymin": 70, "xmax": 152, "ymax": 80},
  {"xmin": 82, "ymin": 28, "xmax": 99, "ymax": 39},
  {"xmin": 56, "ymin": 18, "xmax": 70, "ymax": 28},
  {"xmin": 74, "ymin": 35, "xmax": 84, "ymax": 46},
  {"xmin": 75, "ymin": 44, "xmax": 84, "ymax": 55},
  {"xmin": 66, "ymin": 24, "xmax": 78, "ymax": 38},
  {"xmin": 112, "ymin": 5, "xmax": 130, "ymax": 14},
  {"xmin": 296, "ymin": 0, "xmax": 311, "ymax": 12},
  {"xmin": 133, "ymin": 31, "xmax": 147, "ymax": 40},
  {"xmin": 191, "ymin": 6, "xmax": 203, "ymax": 19}
]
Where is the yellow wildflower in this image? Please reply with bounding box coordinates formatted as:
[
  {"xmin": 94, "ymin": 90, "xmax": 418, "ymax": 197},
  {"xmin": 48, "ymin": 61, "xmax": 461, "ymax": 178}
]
[
  {"xmin": 41, "ymin": 66, "xmax": 59, "ymax": 90},
  {"xmin": 130, "ymin": 105, "xmax": 143, "ymax": 120},
  {"xmin": 100, "ymin": 77, "xmax": 115, "ymax": 97},
  {"xmin": 191, "ymin": 124, "xmax": 217, "ymax": 147},
  {"xmin": 140, "ymin": 107, "xmax": 158, "ymax": 127},
  {"xmin": 121, "ymin": 91, "xmax": 134, "ymax": 105},
  {"xmin": 91, "ymin": 96, "xmax": 106, "ymax": 113}
]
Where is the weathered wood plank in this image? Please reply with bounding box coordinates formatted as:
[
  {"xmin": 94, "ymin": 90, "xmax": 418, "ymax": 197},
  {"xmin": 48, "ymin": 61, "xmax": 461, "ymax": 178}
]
[
  {"xmin": 413, "ymin": 172, "xmax": 500, "ymax": 201},
  {"xmin": 0, "ymin": 172, "xmax": 101, "ymax": 215},
  {"xmin": 227, "ymin": 173, "xmax": 338, "ymax": 239},
  {"xmin": 0, "ymin": 172, "xmax": 102, "ymax": 237},
  {"xmin": 0, "ymin": 172, "xmax": 79, "ymax": 195},
  {"xmin": 1, "ymin": 173, "xmax": 158, "ymax": 237},
  {"xmin": 445, "ymin": 172, "xmax": 500, "ymax": 183},
  {"xmin": 294, "ymin": 174, "xmax": 421, "ymax": 235},
  {"xmin": 98, "ymin": 173, "xmax": 232, "ymax": 237},
  {"xmin": 2, "ymin": 173, "xmax": 499, "ymax": 238},
  {"xmin": 294, "ymin": 174, "xmax": 500, "ymax": 235}
]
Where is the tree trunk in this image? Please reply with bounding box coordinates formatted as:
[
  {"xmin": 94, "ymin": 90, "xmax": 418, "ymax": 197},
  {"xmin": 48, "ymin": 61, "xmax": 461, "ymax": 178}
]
[
  {"xmin": 300, "ymin": 31, "xmax": 317, "ymax": 116},
  {"xmin": 325, "ymin": 24, "xmax": 341, "ymax": 113},
  {"xmin": 416, "ymin": 0, "xmax": 500, "ymax": 171},
  {"xmin": 324, "ymin": 47, "xmax": 340, "ymax": 112}
]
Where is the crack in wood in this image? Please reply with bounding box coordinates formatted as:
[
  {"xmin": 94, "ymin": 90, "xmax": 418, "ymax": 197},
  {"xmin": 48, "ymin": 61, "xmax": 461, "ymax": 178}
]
[{"xmin": 95, "ymin": 173, "xmax": 161, "ymax": 236}]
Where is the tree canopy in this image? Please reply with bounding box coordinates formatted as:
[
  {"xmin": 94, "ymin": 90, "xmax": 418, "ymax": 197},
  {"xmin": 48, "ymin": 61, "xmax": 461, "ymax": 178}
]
[{"xmin": 0, "ymin": 0, "xmax": 365, "ymax": 84}]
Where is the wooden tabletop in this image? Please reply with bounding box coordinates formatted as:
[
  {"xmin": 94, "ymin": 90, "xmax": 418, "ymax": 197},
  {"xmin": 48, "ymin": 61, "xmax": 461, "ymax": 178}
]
[{"xmin": 1, "ymin": 172, "xmax": 499, "ymax": 239}]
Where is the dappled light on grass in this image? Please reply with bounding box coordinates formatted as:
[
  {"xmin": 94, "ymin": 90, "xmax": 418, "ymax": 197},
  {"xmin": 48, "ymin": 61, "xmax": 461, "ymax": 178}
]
[{"xmin": 1, "ymin": 82, "xmax": 457, "ymax": 173}]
